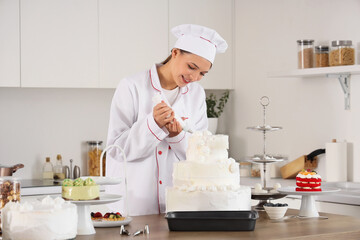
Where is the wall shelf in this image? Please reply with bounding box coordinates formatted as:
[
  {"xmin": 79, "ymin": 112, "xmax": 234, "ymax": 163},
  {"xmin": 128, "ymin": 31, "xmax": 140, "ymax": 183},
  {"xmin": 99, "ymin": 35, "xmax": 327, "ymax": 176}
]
[{"xmin": 268, "ymin": 65, "xmax": 360, "ymax": 110}]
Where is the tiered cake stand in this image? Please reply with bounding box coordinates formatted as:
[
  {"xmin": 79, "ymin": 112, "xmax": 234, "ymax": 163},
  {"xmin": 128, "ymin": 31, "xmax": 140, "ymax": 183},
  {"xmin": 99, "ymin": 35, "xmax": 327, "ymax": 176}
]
[{"xmin": 247, "ymin": 96, "xmax": 287, "ymax": 210}]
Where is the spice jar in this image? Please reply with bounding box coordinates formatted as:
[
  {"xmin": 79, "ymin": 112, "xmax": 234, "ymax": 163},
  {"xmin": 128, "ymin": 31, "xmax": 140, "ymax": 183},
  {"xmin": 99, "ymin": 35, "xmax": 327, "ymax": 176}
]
[
  {"xmin": 315, "ymin": 45, "xmax": 329, "ymax": 67},
  {"xmin": 297, "ymin": 39, "xmax": 314, "ymax": 69},
  {"xmin": 87, "ymin": 141, "xmax": 105, "ymax": 176},
  {"xmin": 0, "ymin": 177, "xmax": 20, "ymax": 233},
  {"xmin": 329, "ymin": 40, "xmax": 355, "ymax": 66}
]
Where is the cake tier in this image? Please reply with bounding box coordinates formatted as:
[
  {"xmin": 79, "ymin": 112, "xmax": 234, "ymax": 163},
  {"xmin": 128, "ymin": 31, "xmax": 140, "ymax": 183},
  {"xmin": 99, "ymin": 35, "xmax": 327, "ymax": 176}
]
[
  {"xmin": 296, "ymin": 181, "xmax": 321, "ymax": 188},
  {"xmin": 188, "ymin": 132, "xmax": 229, "ymax": 149},
  {"xmin": 186, "ymin": 148, "xmax": 229, "ymax": 163},
  {"xmin": 173, "ymin": 161, "xmax": 240, "ymax": 187},
  {"xmin": 2, "ymin": 197, "xmax": 77, "ymax": 240},
  {"xmin": 296, "ymin": 187, "xmax": 322, "ymax": 192},
  {"xmin": 186, "ymin": 131, "xmax": 229, "ymax": 163},
  {"xmin": 296, "ymin": 177, "xmax": 321, "ymax": 183},
  {"xmin": 62, "ymin": 185, "xmax": 100, "ymax": 200},
  {"xmin": 166, "ymin": 186, "xmax": 251, "ymax": 212}
]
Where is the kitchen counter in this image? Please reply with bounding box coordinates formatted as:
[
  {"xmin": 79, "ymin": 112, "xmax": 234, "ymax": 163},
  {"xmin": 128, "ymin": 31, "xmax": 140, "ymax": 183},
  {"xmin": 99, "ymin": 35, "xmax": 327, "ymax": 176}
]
[
  {"xmin": 76, "ymin": 209, "xmax": 360, "ymax": 240},
  {"xmin": 20, "ymin": 178, "xmax": 360, "ymax": 206},
  {"xmin": 241, "ymin": 177, "xmax": 360, "ymax": 206}
]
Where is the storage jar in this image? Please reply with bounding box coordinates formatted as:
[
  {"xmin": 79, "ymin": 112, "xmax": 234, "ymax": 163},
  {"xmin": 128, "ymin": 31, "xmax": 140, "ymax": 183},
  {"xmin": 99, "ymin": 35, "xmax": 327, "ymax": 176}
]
[
  {"xmin": 329, "ymin": 40, "xmax": 355, "ymax": 66},
  {"xmin": 0, "ymin": 177, "xmax": 20, "ymax": 233},
  {"xmin": 297, "ymin": 39, "xmax": 314, "ymax": 69},
  {"xmin": 87, "ymin": 141, "xmax": 105, "ymax": 176},
  {"xmin": 315, "ymin": 45, "xmax": 329, "ymax": 67}
]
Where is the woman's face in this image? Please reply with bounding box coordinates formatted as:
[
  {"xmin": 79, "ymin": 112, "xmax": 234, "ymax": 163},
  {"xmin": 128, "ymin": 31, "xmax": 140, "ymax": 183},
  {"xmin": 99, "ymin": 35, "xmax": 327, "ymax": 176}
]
[{"xmin": 170, "ymin": 49, "xmax": 212, "ymax": 88}]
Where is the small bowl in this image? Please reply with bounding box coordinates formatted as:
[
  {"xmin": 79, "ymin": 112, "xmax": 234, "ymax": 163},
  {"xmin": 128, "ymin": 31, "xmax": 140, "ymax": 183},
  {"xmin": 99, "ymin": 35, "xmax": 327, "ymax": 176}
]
[{"xmin": 264, "ymin": 206, "xmax": 288, "ymax": 219}]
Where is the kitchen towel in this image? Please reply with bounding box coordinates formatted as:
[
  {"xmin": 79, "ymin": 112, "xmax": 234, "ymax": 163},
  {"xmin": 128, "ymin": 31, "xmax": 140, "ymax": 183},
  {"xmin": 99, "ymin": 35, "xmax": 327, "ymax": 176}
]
[{"xmin": 321, "ymin": 140, "xmax": 347, "ymax": 182}]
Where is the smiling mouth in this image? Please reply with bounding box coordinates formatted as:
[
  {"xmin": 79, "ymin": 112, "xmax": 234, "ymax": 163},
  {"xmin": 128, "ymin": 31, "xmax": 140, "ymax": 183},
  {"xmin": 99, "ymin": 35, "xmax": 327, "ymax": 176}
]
[{"xmin": 182, "ymin": 76, "xmax": 191, "ymax": 84}]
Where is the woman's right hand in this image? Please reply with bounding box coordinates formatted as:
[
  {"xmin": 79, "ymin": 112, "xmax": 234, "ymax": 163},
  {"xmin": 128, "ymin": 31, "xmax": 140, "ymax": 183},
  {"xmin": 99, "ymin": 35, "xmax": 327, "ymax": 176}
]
[{"xmin": 153, "ymin": 101, "xmax": 175, "ymax": 128}]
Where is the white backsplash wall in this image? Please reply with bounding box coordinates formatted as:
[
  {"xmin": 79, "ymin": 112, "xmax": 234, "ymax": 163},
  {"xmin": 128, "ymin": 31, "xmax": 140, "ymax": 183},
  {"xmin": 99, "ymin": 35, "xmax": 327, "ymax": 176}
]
[
  {"xmin": 0, "ymin": 88, "xmax": 114, "ymax": 179},
  {"xmin": 228, "ymin": 0, "xmax": 360, "ymax": 182},
  {"xmin": 1, "ymin": 0, "xmax": 360, "ymax": 183}
]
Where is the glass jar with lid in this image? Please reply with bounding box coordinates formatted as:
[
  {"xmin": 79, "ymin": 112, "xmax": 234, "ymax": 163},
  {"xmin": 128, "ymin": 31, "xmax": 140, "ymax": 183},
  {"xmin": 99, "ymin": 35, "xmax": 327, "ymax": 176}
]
[
  {"xmin": 297, "ymin": 39, "xmax": 314, "ymax": 69},
  {"xmin": 0, "ymin": 177, "xmax": 21, "ymax": 232},
  {"xmin": 329, "ymin": 40, "xmax": 355, "ymax": 66},
  {"xmin": 87, "ymin": 141, "xmax": 105, "ymax": 176},
  {"xmin": 315, "ymin": 45, "xmax": 329, "ymax": 67}
]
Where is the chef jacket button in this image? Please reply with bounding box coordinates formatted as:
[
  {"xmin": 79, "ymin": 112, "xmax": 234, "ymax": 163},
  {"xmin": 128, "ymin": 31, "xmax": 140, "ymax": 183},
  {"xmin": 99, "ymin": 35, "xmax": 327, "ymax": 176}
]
[
  {"xmin": 168, "ymin": 146, "xmax": 171, "ymax": 150},
  {"xmin": 158, "ymin": 151, "xmax": 162, "ymax": 155},
  {"xmin": 159, "ymin": 180, "xmax": 162, "ymax": 184}
]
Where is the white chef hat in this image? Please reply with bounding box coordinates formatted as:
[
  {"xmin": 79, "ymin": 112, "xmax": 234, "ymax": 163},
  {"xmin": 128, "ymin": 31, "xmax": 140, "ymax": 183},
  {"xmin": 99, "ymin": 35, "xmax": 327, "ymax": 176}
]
[{"xmin": 171, "ymin": 24, "xmax": 228, "ymax": 64}]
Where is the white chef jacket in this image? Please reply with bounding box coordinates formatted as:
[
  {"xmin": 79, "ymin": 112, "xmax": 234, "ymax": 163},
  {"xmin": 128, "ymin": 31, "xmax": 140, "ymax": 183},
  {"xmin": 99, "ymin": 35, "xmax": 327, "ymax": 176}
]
[{"xmin": 105, "ymin": 64, "xmax": 208, "ymax": 216}]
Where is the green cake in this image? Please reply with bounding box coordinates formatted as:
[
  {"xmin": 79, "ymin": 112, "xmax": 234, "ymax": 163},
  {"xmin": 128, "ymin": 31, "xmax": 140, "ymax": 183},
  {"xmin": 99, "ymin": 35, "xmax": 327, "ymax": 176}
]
[{"xmin": 62, "ymin": 178, "xmax": 99, "ymax": 201}]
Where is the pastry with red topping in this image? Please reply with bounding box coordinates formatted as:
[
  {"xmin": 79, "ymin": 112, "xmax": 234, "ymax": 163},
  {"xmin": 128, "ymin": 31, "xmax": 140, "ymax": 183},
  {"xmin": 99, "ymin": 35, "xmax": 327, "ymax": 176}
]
[{"xmin": 296, "ymin": 169, "xmax": 322, "ymax": 191}]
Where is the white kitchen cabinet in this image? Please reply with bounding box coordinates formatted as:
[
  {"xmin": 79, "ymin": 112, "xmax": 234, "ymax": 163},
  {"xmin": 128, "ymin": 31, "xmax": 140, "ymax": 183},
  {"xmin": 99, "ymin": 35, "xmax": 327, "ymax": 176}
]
[
  {"xmin": 0, "ymin": 0, "xmax": 20, "ymax": 87},
  {"xmin": 99, "ymin": 0, "xmax": 168, "ymax": 88},
  {"xmin": 20, "ymin": 0, "xmax": 99, "ymax": 88},
  {"xmin": 169, "ymin": 0, "xmax": 234, "ymax": 90}
]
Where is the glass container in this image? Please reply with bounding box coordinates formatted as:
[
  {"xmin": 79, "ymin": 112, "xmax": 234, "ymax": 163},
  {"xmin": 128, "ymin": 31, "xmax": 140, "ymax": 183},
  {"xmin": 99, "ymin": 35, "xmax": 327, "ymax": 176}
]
[
  {"xmin": 315, "ymin": 45, "xmax": 329, "ymax": 67},
  {"xmin": 87, "ymin": 141, "xmax": 105, "ymax": 176},
  {"xmin": 0, "ymin": 177, "xmax": 21, "ymax": 233},
  {"xmin": 42, "ymin": 157, "xmax": 54, "ymax": 179},
  {"xmin": 251, "ymin": 163, "xmax": 261, "ymax": 178},
  {"xmin": 297, "ymin": 39, "xmax": 314, "ymax": 69},
  {"xmin": 54, "ymin": 154, "xmax": 65, "ymax": 180},
  {"xmin": 239, "ymin": 162, "xmax": 251, "ymax": 177},
  {"xmin": 329, "ymin": 40, "xmax": 355, "ymax": 66}
]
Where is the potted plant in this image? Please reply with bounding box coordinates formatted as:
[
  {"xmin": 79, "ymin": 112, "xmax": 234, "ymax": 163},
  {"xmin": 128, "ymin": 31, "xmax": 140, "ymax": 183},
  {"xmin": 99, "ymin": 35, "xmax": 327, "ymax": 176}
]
[{"xmin": 206, "ymin": 90, "xmax": 229, "ymax": 133}]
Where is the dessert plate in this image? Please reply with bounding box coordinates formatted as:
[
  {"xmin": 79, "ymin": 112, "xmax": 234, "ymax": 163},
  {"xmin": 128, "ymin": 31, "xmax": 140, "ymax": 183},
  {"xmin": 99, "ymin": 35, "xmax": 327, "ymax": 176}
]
[{"xmin": 92, "ymin": 217, "xmax": 132, "ymax": 228}]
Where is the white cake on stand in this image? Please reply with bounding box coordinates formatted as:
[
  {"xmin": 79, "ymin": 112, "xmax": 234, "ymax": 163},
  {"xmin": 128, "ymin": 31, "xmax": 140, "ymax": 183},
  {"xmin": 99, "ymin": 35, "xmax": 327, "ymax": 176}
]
[{"xmin": 166, "ymin": 130, "xmax": 251, "ymax": 212}]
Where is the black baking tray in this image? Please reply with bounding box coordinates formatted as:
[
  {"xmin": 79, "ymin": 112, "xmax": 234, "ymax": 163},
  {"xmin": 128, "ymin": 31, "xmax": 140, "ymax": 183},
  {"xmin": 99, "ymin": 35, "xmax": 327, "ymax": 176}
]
[{"xmin": 165, "ymin": 211, "xmax": 259, "ymax": 231}]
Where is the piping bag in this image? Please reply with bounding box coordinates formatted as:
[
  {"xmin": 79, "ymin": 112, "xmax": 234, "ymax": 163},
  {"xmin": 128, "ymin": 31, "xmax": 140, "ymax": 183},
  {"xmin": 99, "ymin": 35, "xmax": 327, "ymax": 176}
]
[{"xmin": 152, "ymin": 93, "xmax": 194, "ymax": 134}]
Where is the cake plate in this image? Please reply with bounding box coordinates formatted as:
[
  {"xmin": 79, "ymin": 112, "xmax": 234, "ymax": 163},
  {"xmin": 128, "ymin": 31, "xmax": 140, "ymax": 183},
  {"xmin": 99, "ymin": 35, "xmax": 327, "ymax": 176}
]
[
  {"xmin": 278, "ymin": 186, "xmax": 340, "ymax": 218},
  {"xmin": 69, "ymin": 193, "xmax": 122, "ymax": 235}
]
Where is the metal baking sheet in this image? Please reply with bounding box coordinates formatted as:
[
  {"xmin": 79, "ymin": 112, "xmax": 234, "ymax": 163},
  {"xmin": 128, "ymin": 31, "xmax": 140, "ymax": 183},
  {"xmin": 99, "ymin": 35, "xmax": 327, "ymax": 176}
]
[{"xmin": 165, "ymin": 211, "xmax": 258, "ymax": 231}]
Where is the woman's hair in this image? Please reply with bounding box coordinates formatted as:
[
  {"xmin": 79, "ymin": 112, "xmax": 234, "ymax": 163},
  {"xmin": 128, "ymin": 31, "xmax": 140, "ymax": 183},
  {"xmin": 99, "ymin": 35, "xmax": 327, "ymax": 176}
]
[{"xmin": 161, "ymin": 49, "xmax": 190, "ymax": 65}]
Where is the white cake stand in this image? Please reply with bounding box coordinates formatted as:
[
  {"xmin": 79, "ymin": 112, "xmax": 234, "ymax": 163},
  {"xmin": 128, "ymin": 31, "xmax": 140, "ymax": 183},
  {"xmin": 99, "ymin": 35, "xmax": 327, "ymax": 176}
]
[
  {"xmin": 69, "ymin": 193, "xmax": 122, "ymax": 235},
  {"xmin": 278, "ymin": 187, "xmax": 340, "ymax": 218}
]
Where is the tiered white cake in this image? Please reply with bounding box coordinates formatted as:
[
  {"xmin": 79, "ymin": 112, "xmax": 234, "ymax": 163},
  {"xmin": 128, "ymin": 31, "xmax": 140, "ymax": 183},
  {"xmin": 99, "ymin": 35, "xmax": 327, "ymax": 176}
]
[
  {"xmin": 166, "ymin": 130, "xmax": 251, "ymax": 212},
  {"xmin": 1, "ymin": 196, "xmax": 77, "ymax": 240}
]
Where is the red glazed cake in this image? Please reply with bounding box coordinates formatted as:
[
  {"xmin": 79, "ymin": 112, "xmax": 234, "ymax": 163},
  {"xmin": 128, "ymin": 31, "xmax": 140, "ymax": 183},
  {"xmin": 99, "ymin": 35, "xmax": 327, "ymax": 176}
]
[{"xmin": 296, "ymin": 169, "xmax": 322, "ymax": 191}]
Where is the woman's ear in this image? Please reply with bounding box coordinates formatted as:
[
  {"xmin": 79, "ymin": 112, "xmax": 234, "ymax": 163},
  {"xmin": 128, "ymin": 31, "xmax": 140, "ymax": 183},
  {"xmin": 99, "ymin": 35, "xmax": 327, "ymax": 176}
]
[{"xmin": 172, "ymin": 48, "xmax": 180, "ymax": 58}]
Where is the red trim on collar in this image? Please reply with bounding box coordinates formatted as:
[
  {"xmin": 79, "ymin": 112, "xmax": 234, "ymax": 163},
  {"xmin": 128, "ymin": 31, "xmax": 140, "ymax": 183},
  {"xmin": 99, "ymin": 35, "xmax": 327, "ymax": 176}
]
[
  {"xmin": 155, "ymin": 147, "xmax": 161, "ymax": 214},
  {"xmin": 168, "ymin": 131, "xmax": 186, "ymax": 144},
  {"xmin": 149, "ymin": 69, "xmax": 161, "ymax": 92},
  {"xmin": 200, "ymin": 36, "xmax": 217, "ymax": 48},
  {"xmin": 181, "ymin": 85, "xmax": 189, "ymax": 95},
  {"xmin": 147, "ymin": 119, "xmax": 161, "ymax": 141}
]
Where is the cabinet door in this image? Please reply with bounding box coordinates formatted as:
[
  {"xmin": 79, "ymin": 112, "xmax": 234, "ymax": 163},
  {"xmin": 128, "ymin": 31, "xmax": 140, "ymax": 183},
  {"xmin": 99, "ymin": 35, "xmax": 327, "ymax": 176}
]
[
  {"xmin": 20, "ymin": 0, "xmax": 98, "ymax": 88},
  {"xmin": 99, "ymin": 0, "xmax": 168, "ymax": 88},
  {"xmin": 169, "ymin": 0, "xmax": 234, "ymax": 90},
  {"xmin": 0, "ymin": 0, "xmax": 20, "ymax": 87}
]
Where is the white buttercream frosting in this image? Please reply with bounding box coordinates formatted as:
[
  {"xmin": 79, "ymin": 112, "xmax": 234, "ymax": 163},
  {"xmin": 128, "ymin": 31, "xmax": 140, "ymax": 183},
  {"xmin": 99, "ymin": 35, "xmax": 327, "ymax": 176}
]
[
  {"xmin": 1, "ymin": 196, "xmax": 77, "ymax": 240},
  {"xmin": 166, "ymin": 130, "xmax": 251, "ymax": 212}
]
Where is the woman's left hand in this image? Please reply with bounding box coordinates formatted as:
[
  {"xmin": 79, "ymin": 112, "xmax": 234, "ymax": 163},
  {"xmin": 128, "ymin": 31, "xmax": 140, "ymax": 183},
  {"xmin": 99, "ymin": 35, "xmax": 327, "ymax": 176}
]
[{"xmin": 165, "ymin": 118, "xmax": 183, "ymax": 137}]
